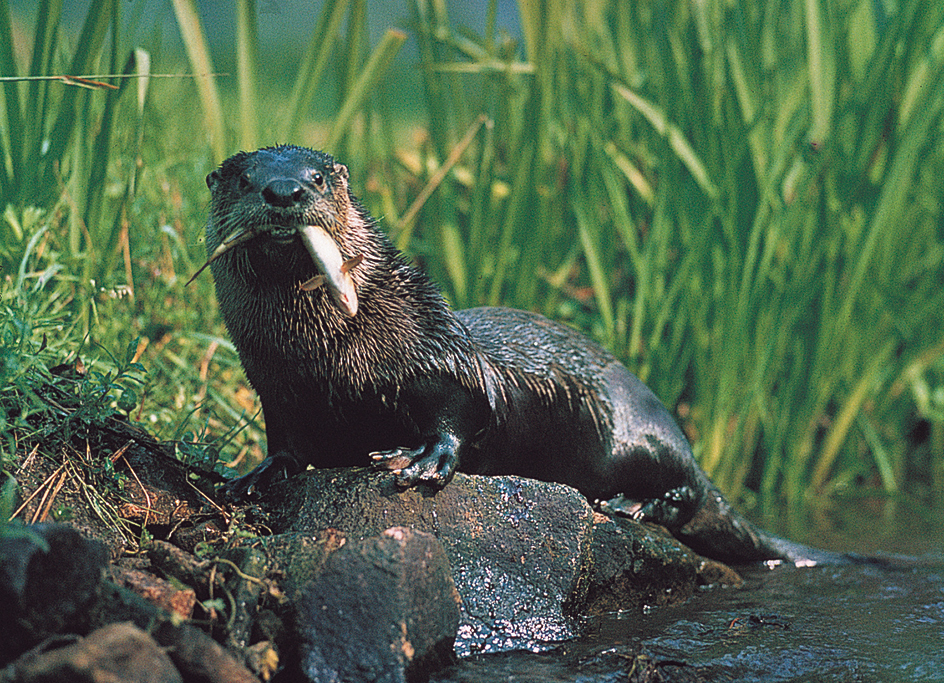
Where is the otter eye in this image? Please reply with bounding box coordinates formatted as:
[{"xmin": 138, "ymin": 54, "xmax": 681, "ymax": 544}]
[
  {"xmin": 237, "ymin": 173, "xmax": 252, "ymax": 193},
  {"xmin": 312, "ymin": 172, "xmax": 324, "ymax": 187}
]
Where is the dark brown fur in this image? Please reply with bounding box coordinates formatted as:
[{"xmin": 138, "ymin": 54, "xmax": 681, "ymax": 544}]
[{"xmin": 205, "ymin": 145, "xmax": 847, "ymax": 565}]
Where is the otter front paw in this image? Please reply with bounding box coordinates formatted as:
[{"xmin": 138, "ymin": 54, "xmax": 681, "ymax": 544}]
[
  {"xmin": 371, "ymin": 433, "xmax": 460, "ymax": 489},
  {"xmin": 220, "ymin": 450, "xmax": 302, "ymax": 502}
]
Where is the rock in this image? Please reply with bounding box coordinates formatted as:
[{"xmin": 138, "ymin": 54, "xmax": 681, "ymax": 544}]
[
  {"xmin": 572, "ymin": 514, "xmax": 702, "ymax": 616},
  {"xmin": 1, "ymin": 622, "xmax": 181, "ymax": 683},
  {"xmin": 297, "ymin": 527, "xmax": 459, "ymax": 683},
  {"xmin": 150, "ymin": 621, "xmax": 261, "ymax": 683},
  {"xmin": 3, "ymin": 461, "xmax": 732, "ymax": 681},
  {"xmin": 251, "ymin": 528, "xmax": 347, "ymax": 605},
  {"xmin": 111, "ymin": 566, "xmax": 197, "ymax": 620},
  {"xmin": 146, "ymin": 540, "xmax": 212, "ymax": 592},
  {"xmin": 218, "ymin": 546, "xmax": 270, "ymax": 651},
  {"xmin": 89, "ymin": 580, "xmax": 260, "ymax": 682},
  {"xmin": 0, "ymin": 523, "xmax": 109, "ymax": 664},
  {"xmin": 0, "ymin": 519, "xmax": 261, "ymax": 681},
  {"xmin": 263, "ymin": 469, "xmax": 596, "ymax": 655},
  {"xmin": 257, "ymin": 468, "xmax": 735, "ymax": 658}
]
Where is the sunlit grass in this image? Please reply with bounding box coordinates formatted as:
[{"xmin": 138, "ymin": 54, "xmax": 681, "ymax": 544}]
[{"xmin": 1, "ymin": 0, "xmax": 942, "ymax": 514}]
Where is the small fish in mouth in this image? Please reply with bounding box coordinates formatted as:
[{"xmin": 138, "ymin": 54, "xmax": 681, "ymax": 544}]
[
  {"xmin": 187, "ymin": 223, "xmax": 363, "ymax": 317},
  {"xmin": 295, "ymin": 224, "xmax": 362, "ymax": 317}
]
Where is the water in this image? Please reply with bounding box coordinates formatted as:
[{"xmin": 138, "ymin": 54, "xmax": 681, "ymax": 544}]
[{"xmin": 433, "ymin": 496, "xmax": 944, "ymax": 683}]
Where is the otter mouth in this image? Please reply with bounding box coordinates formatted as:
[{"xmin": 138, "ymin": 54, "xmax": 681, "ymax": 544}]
[
  {"xmin": 187, "ymin": 223, "xmax": 362, "ymax": 317},
  {"xmin": 266, "ymin": 225, "xmax": 299, "ymax": 243}
]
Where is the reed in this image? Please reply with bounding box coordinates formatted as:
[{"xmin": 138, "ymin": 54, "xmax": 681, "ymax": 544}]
[
  {"xmin": 1, "ymin": 0, "xmax": 941, "ymax": 512},
  {"xmin": 0, "ymin": 0, "xmax": 152, "ymax": 326},
  {"xmin": 403, "ymin": 0, "xmax": 944, "ymax": 507}
]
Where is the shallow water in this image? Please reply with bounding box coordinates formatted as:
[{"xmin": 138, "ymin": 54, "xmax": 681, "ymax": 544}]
[{"xmin": 433, "ymin": 497, "xmax": 944, "ymax": 683}]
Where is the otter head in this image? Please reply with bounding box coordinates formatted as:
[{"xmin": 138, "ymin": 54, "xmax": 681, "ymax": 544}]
[{"xmin": 197, "ymin": 145, "xmax": 361, "ymax": 316}]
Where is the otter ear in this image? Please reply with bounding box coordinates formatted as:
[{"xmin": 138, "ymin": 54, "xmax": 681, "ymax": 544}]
[
  {"xmin": 206, "ymin": 169, "xmax": 221, "ymax": 189},
  {"xmin": 333, "ymin": 163, "xmax": 349, "ymax": 181}
]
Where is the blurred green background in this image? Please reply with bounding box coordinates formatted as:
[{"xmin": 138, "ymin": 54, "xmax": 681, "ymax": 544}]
[{"xmin": 2, "ymin": 0, "xmax": 943, "ymax": 526}]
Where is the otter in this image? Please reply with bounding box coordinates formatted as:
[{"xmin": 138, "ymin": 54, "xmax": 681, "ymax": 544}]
[{"xmin": 201, "ymin": 144, "xmax": 841, "ymax": 566}]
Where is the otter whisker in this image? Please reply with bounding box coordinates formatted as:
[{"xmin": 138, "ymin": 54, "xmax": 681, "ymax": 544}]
[{"xmin": 186, "ymin": 227, "xmax": 258, "ymax": 286}]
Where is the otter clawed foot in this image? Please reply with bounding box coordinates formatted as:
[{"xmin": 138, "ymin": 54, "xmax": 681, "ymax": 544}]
[
  {"xmin": 371, "ymin": 433, "xmax": 460, "ymax": 489},
  {"xmin": 599, "ymin": 485, "xmax": 699, "ymax": 529},
  {"xmin": 220, "ymin": 450, "xmax": 302, "ymax": 502}
]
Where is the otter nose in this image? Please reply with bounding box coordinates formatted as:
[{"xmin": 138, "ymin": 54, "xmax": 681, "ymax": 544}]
[{"xmin": 262, "ymin": 178, "xmax": 306, "ymax": 208}]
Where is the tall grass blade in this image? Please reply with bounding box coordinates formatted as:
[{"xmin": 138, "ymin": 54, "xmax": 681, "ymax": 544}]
[
  {"xmin": 573, "ymin": 190, "xmax": 615, "ymax": 345},
  {"xmin": 283, "ymin": 0, "xmax": 351, "ymax": 141},
  {"xmin": 857, "ymin": 415, "xmax": 900, "ymax": 495},
  {"xmin": 24, "ymin": 0, "xmax": 62, "ymax": 199},
  {"xmin": 40, "ymin": 0, "xmax": 114, "ymax": 196},
  {"xmin": 811, "ymin": 347, "xmax": 893, "ymax": 490},
  {"xmin": 339, "ymin": 0, "xmax": 367, "ymax": 109},
  {"xmin": 805, "ymin": 0, "xmax": 836, "ymax": 143},
  {"xmin": 94, "ymin": 48, "xmax": 151, "ymax": 287},
  {"xmin": 323, "ymin": 29, "xmax": 407, "ymax": 151},
  {"xmin": 487, "ymin": 139, "xmax": 534, "ymax": 307},
  {"xmin": 0, "ymin": 0, "xmax": 25, "ymax": 199},
  {"xmin": 397, "ymin": 114, "xmax": 489, "ymax": 235},
  {"xmin": 611, "ymin": 82, "xmax": 719, "ymax": 199},
  {"xmin": 236, "ymin": 0, "xmax": 260, "ymax": 150},
  {"xmin": 171, "ymin": 0, "xmax": 226, "ymax": 162},
  {"xmin": 839, "ymin": 40, "xmax": 944, "ymax": 329},
  {"xmin": 82, "ymin": 2, "xmax": 122, "ymax": 253}
]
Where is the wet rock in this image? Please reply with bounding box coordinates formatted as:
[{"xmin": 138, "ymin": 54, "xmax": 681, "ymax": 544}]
[
  {"xmin": 692, "ymin": 557, "xmax": 744, "ymax": 588},
  {"xmin": 253, "ymin": 528, "xmax": 347, "ymax": 603},
  {"xmin": 0, "ymin": 523, "xmax": 109, "ymax": 664},
  {"xmin": 572, "ymin": 514, "xmax": 701, "ymax": 616},
  {"xmin": 149, "ymin": 620, "xmax": 261, "ymax": 683},
  {"xmin": 112, "ymin": 566, "xmax": 197, "ymax": 619},
  {"xmin": 1, "ymin": 622, "xmax": 181, "ymax": 683},
  {"xmin": 243, "ymin": 529, "xmax": 344, "ymax": 677},
  {"xmin": 4, "ymin": 458, "xmax": 731, "ymax": 681},
  {"xmin": 297, "ymin": 527, "xmax": 459, "ymax": 683},
  {"xmin": 263, "ymin": 469, "xmax": 595, "ymax": 655},
  {"xmin": 90, "ymin": 580, "xmax": 260, "ymax": 682},
  {"xmin": 0, "ymin": 519, "xmax": 260, "ymax": 681}
]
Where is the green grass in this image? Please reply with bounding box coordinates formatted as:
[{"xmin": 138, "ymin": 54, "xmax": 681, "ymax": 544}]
[{"xmin": 1, "ymin": 0, "xmax": 943, "ymax": 516}]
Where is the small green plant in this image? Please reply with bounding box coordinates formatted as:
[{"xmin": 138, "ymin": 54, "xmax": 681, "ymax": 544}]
[
  {"xmin": 0, "ymin": 0, "xmax": 149, "ymax": 320},
  {"xmin": 0, "ymin": 294, "xmax": 147, "ymax": 466}
]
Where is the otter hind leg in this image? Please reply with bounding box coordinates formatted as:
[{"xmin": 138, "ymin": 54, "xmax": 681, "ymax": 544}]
[{"xmin": 598, "ymin": 484, "xmax": 702, "ymax": 529}]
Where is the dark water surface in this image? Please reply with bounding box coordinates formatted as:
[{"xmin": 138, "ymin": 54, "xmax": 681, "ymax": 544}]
[{"xmin": 434, "ymin": 497, "xmax": 944, "ymax": 683}]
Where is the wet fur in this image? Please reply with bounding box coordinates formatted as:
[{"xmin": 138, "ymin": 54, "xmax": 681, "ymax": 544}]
[{"xmin": 206, "ymin": 145, "xmax": 843, "ymax": 566}]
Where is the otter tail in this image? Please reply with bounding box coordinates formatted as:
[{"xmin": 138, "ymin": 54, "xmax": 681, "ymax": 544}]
[{"xmin": 674, "ymin": 483, "xmax": 856, "ymax": 566}]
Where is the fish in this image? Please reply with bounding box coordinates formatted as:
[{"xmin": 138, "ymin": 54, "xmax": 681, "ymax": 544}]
[{"xmin": 188, "ymin": 223, "xmax": 362, "ymax": 318}]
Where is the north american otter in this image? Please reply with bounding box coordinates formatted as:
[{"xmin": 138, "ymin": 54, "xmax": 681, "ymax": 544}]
[{"xmin": 202, "ymin": 144, "xmax": 841, "ymax": 566}]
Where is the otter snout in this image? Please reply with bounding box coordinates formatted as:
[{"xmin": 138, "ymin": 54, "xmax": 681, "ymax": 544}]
[
  {"xmin": 199, "ymin": 146, "xmax": 361, "ymax": 315},
  {"xmin": 262, "ymin": 177, "xmax": 307, "ymax": 208},
  {"xmin": 243, "ymin": 155, "xmax": 324, "ymax": 215}
]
